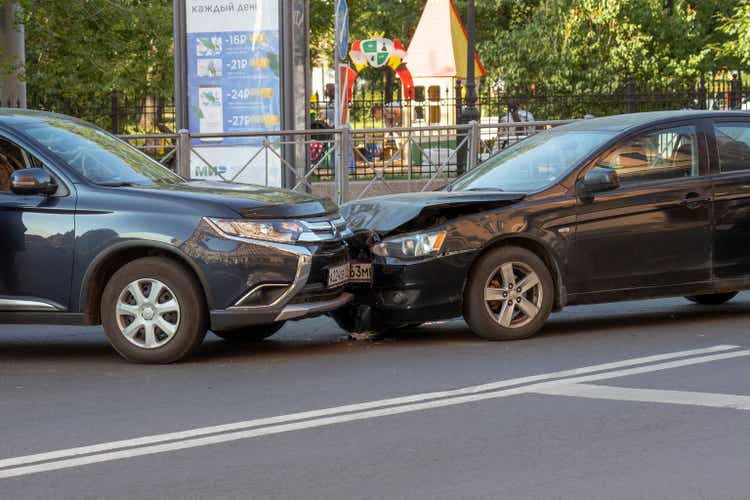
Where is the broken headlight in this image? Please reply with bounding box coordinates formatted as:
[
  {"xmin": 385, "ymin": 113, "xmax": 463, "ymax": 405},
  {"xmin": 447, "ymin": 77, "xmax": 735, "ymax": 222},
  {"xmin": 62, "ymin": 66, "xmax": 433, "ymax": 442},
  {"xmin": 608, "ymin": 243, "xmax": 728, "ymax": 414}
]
[{"xmin": 371, "ymin": 230, "xmax": 447, "ymax": 259}]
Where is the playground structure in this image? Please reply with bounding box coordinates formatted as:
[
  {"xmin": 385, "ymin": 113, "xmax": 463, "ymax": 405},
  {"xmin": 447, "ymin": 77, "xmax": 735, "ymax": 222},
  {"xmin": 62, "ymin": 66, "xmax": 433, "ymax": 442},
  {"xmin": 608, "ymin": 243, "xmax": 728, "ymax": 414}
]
[
  {"xmin": 324, "ymin": 0, "xmax": 487, "ymax": 178},
  {"xmin": 406, "ymin": 0, "xmax": 486, "ymax": 127}
]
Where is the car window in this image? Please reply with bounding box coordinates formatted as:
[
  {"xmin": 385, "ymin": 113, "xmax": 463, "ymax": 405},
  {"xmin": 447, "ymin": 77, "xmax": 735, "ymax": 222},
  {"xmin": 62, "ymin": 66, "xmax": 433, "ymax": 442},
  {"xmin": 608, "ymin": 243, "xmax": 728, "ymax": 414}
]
[
  {"xmin": 596, "ymin": 125, "xmax": 698, "ymax": 184},
  {"xmin": 450, "ymin": 130, "xmax": 616, "ymax": 192},
  {"xmin": 714, "ymin": 123, "xmax": 750, "ymax": 173},
  {"xmin": 19, "ymin": 119, "xmax": 183, "ymax": 186},
  {"xmin": 0, "ymin": 137, "xmax": 43, "ymax": 193}
]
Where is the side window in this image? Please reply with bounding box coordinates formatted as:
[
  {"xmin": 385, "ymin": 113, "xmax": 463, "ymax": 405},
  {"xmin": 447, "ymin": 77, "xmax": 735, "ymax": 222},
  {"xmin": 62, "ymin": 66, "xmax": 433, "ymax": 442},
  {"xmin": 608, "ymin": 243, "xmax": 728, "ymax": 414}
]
[
  {"xmin": 713, "ymin": 123, "xmax": 750, "ymax": 173},
  {"xmin": 597, "ymin": 125, "xmax": 698, "ymax": 184},
  {"xmin": 0, "ymin": 137, "xmax": 44, "ymax": 193}
]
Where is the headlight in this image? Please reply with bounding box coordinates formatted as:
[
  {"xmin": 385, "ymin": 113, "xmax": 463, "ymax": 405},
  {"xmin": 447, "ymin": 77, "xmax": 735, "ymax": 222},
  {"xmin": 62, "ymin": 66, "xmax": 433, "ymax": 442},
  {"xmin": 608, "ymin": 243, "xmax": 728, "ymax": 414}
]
[
  {"xmin": 371, "ymin": 230, "xmax": 447, "ymax": 259},
  {"xmin": 208, "ymin": 218, "xmax": 305, "ymax": 243}
]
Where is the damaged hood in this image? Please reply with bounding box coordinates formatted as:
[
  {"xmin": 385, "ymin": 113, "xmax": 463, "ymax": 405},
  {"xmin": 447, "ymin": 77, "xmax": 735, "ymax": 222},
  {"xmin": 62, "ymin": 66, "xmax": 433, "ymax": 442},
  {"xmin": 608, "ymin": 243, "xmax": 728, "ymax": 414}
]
[{"xmin": 342, "ymin": 191, "xmax": 526, "ymax": 233}]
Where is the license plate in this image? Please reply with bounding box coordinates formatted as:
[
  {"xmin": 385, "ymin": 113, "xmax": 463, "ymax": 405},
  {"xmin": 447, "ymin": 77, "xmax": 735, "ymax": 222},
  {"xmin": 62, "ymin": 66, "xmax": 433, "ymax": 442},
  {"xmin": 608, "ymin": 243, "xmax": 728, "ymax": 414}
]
[
  {"xmin": 327, "ymin": 262, "xmax": 351, "ymax": 288},
  {"xmin": 350, "ymin": 263, "xmax": 373, "ymax": 283}
]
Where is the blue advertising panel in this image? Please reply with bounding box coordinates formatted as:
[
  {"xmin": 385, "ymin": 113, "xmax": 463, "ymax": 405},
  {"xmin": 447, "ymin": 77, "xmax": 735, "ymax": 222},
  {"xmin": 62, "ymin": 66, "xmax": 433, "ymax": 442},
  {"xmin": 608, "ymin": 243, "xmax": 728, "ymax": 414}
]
[{"xmin": 185, "ymin": 1, "xmax": 282, "ymax": 185}]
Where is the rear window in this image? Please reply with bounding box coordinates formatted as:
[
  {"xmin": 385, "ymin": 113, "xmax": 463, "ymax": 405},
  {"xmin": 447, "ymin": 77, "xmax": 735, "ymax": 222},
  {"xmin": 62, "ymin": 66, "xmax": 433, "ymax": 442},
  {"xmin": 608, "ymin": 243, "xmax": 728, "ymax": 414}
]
[{"xmin": 714, "ymin": 123, "xmax": 750, "ymax": 173}]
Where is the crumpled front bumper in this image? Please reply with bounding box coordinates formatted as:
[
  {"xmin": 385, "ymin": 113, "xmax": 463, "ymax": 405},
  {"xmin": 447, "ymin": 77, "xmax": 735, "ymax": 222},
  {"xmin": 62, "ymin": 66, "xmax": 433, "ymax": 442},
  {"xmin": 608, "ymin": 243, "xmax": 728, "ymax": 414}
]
[
  {"xmin": 332, "ymin": 248, "xmax": 476, "ymax": 332},
  {"xmin": 206, "ymin": 225, "xmax": 354, "ymax": 331},
  {"xmin": 210, "ymin": 291, "xmax": 353, "ymax": 330}
]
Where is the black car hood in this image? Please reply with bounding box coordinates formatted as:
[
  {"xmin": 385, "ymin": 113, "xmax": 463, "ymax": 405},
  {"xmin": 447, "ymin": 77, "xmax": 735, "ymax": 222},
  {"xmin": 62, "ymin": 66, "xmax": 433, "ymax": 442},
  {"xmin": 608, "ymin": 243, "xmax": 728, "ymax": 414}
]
[
  {"xmin": 125, "ymin": 180, "xmax": 337, "ymax": 218},
  {"xmin": 341, "ymin": 191, "xmax": 526, "ymax": 234}
]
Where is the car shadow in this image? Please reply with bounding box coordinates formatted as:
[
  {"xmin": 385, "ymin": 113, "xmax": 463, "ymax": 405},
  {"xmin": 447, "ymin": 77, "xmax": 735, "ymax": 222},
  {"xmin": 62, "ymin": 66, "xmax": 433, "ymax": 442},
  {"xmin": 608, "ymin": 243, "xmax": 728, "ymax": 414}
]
[
  {"xmin": 1, "ymin": 299, "xmax": 750, "ymax": 364},
  {"xmin": 541, "ymin": 300, "xmax": 750, "ymax": 337}
]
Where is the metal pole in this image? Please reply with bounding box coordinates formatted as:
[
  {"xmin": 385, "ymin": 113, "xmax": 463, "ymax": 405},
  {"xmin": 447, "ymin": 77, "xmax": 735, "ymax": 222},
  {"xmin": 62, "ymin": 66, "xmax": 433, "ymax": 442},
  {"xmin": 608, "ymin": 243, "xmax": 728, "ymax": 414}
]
[
  {"xmin": 294, "ymin": 0, "xmax": 311, "ymax": 191},
  {"xmin": 0, "ymin": 1, "xmax": 26, "ymax": 108},
  {"xmin": 458, "ymin": 0, "xmax": 479, "ymax": 176},
  {"xmin": 335, "ymin": 128, "xmax": 350, "ymax": 204},
  {"xmin": 177, "ymin": 129, "xmax": 191, "ymax": 179},
  {"xmin": 333, "ymin": 0, "xmax": 343, "ymax": 131},
  {"xmin": 172, "ymin": 0, "xmax": 188, "ymax": 131},
  {"xmin": 468, "ymin": 120, "xmax": 479, "ymax": 171},
  {"xmin": 462, "ymin": 0, "xmax": 479, "ymax": 123},
  {"xmin": 333, "ymin": 0, "xmax": 349, "ymax": 202}
]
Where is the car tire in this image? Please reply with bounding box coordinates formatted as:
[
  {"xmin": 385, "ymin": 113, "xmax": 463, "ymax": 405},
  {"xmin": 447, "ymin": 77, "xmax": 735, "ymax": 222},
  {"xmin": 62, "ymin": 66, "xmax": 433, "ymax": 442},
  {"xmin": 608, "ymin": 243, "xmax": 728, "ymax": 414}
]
[
  {"xmin": 685, "ymin": 292, "xmax": 738, "ymax": 305},
  {"xmin": 213, "ymin": 322, "xmax": 286, "ymax": 343},
  {"xmin": 464, "ymin": 246, "xmax": 554, "ymax": 341},
  {"xmin": 101, "ymin": 257, "xmax": 208, "ymax": 364}
]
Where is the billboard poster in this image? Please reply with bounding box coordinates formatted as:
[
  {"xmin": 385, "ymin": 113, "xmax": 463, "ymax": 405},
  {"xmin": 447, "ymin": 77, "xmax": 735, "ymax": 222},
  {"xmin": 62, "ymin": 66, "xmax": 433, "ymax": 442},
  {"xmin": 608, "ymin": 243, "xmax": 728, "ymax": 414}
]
[{"xmin": 185, "ymin": 0, "xmax": 282, "ymax": 186}]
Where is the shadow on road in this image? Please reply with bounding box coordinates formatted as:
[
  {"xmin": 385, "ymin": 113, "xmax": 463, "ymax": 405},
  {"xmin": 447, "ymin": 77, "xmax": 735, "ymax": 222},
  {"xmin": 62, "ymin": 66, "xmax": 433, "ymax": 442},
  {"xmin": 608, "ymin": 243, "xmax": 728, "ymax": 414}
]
[
  {"xmin": 542, "ymin": 300, "xmax": 750, "ymax": 337},
  {"xmin": 1, "ymin": 298, "xmax": 750, "ymax": 363}
]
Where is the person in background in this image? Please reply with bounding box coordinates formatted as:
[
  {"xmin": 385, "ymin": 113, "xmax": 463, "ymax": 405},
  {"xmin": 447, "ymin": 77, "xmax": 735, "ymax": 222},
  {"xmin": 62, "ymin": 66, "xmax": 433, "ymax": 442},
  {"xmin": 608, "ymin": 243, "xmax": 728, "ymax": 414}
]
[
  {"xmin": 325, "ymin": 84, "xmax": 336, "ymax": 126},
  {"xmin": 498, "ymin": 101, "xmax": 535, "ymax": 150}
]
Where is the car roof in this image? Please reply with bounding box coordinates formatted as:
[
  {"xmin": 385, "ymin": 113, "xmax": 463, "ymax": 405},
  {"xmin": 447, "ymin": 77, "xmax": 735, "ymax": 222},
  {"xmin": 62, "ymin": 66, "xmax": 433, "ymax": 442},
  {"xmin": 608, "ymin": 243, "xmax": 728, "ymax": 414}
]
[
  {"xmin": 0, "ymin": 108, "xmax": 87, "ymax": 127},
  {"xmin": 557, "ymin": 110, "xmax": 750, "ymax": 133}
]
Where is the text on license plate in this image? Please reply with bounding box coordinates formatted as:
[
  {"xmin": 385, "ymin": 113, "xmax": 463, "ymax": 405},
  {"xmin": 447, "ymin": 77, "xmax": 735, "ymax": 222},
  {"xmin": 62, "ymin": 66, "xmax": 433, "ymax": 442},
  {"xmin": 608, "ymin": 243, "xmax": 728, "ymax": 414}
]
[
  {"xmin": 327, "ymin": 262, "xmax": 351, "ymax": 288},
  {"xmin": 349, "ymin": 263, "xmax": 372, "ymax": 283}
]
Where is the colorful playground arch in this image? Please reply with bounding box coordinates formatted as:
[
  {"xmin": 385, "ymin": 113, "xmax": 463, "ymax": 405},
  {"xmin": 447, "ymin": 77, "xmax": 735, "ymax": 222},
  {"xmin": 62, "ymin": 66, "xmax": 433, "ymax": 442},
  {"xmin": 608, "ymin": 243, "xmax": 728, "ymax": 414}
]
[{"xmin": 346, "ymin": 35, "xmax": 415, "ymax": 102}]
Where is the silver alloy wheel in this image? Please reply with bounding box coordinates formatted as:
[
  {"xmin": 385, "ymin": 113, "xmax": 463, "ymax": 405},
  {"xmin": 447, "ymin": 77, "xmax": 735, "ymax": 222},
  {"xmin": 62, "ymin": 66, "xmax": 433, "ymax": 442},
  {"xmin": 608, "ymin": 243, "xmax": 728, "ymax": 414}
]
[
  {"xmin": 483, "ymin": 261, "xmax": 543, "ymax": 328},
  {"xmin": 115, "ymin": 278, "xmax": 181, "ymax": 349}
]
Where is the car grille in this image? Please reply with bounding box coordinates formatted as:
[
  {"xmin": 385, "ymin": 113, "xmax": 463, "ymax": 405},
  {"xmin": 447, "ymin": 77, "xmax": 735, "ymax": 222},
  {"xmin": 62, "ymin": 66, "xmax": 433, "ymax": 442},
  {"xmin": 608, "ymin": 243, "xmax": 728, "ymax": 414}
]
[{"xmin": 298, "ymin": 215, "xmax": 351, "ymax": 242}]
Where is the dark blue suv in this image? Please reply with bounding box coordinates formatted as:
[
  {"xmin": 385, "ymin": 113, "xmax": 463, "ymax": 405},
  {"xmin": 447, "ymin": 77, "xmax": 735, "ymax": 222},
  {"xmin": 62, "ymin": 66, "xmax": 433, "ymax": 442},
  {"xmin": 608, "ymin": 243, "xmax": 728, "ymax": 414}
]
[{"xmin": 0, "ymin": 110, "xmax": 353, "ymax": 363}]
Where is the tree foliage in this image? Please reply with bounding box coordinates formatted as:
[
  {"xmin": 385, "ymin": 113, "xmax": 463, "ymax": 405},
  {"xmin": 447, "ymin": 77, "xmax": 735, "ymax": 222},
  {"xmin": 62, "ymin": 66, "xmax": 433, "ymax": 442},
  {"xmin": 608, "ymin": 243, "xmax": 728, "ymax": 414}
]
[
  {"xmin": 17, "ymin": 0, "xmax": 173, "ymax": 101},
  {"xmin": 471, "ymin": 0, "xmax": 742, "ymax": 88},
  {"xmin": 718, "ymin": 0, "xmax": 750, "ymax": 66},
  {"xmin": 4, "ymin": 0, "xmax": 750, "ymax": 103},
  {"xmin": 311, "ymin": 0, "xmax": 750, "ymax": 89}
]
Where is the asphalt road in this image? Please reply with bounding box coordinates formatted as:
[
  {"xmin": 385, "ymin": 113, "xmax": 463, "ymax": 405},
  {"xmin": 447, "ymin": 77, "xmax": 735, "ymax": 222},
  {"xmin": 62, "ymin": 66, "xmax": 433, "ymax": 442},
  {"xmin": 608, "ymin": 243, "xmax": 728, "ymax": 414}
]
[{"xmin": 2, "ymin": 295, "xmax": 750, "ymax": 499}]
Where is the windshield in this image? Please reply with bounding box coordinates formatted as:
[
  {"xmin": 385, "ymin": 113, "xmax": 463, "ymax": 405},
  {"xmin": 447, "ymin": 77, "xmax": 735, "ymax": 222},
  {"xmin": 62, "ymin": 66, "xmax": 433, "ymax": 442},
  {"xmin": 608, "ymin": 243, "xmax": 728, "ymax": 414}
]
[
  {"xmin": 20, "ymin": 119, "xmax": 183, "ymax": 186},
  {"xmin": 450, "ymin": 130, "xmax": 616, "ymax": 192}
]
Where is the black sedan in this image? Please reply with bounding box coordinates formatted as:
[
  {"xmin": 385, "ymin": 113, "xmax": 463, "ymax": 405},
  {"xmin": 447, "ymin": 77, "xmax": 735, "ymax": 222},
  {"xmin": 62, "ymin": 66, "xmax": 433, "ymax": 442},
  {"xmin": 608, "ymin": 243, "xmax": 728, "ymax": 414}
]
[
  {"xmin": 0, "ymin": 110, "xmax": 352, "ymax": 363},
  {"xmin": 337, "ymin": 110, "xmax": 750, "ymax": 340}
]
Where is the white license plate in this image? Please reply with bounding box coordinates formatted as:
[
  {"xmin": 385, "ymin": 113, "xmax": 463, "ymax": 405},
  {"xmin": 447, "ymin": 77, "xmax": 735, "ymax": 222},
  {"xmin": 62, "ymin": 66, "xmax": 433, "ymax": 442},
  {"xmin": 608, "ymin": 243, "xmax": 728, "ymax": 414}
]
[
  {"xmin": 327, "ymin": 262, "xmax": 351, "ymax": 288},
  {"xmin": 350, "ymin": 263, "xmax": 373, "ymax": 283}
]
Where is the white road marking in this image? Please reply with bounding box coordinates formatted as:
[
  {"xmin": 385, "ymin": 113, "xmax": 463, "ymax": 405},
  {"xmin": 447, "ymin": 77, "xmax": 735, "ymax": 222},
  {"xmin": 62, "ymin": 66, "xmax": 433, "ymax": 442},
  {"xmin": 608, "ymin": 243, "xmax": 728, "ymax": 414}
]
[
  {"xmin": 0, "ymin": 344, "xmax": 733, "ymax": 471},
  {"xmin": 534, "ymin": 383, "xmax": 750, "ymax": 411},
  {"xmin": 0, "ymin": 344, "xmax": 744, "ymax": 479}
]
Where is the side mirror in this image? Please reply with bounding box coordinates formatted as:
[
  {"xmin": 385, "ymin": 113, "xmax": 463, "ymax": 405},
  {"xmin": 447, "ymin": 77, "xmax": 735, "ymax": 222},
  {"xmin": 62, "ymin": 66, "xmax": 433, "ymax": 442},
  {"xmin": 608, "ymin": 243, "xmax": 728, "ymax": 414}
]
[
  {"xmin": 10, "ymin": 168, "xmax": 58, "ymax": 196},
  {"xmin": 579, "ymin": 166, "xmax": 620, "ymax": 196}
]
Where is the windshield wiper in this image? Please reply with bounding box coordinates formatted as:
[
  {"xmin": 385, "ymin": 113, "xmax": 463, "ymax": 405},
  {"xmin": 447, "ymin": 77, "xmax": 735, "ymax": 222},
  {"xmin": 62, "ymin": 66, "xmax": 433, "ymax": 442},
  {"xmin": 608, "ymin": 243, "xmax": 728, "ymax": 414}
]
[
  {"xmin": 94, "ymin": 181, "xmax": 139, "ymax": 187},
  {"xmin": 464, "ymin": 187, "xmax": 504, "ymax": 192}
]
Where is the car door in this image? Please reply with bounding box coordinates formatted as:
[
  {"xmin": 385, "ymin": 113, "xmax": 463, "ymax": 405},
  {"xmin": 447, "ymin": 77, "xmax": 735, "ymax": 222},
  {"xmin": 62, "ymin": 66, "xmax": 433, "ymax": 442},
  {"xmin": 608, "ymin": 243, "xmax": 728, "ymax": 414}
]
[
  {"xmin": 708, "ymin": 118, "xmax": 750, "ymax": 280},
  {"xmin": 570, "ymin": 122, "xmax": 712, "ymax": 294},
  {"xmin": 0, "ymin": 134, "xmax": 76, "ymax": 312}
]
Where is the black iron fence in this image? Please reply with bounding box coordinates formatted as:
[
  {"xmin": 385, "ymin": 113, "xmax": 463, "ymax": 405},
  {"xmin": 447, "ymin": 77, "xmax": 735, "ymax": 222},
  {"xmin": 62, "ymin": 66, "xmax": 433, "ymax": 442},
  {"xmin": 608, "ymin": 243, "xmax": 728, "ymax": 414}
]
[
  {"xmin": 311, "ymin": 73, "xmax": 749, "ymax": 130},
  {"xmin": 6, "ymin": 73, "xmax": 746, "ymax": 136},
  {"xmin": 5, "ymin": 72, "xmax": 749, "ymax": 183},
  {"xmin": 21, "ymin": 92, "xmax": 176, "ymax": 135}
]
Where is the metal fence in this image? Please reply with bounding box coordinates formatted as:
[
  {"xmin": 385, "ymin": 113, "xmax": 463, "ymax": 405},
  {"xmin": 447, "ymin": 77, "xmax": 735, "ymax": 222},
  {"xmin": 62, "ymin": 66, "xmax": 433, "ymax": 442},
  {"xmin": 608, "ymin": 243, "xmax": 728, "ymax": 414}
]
[
  {"xmin": 12, "ymin": 72, "xmax": 748, "ymax": 137},
  {"xmin": 25, "ymin": 92, "xmax": 176, "ymax": 135},
  {"xmin": 119, "ymin": 119, "xmax": 574, "ymax": 203},
  {"xmin": 11, "ymin": 73, "xmax": 749, "ymax": 201},
  {"xmin": 312, "ymin": 73, "xmax": 750, "ymax": 129}
]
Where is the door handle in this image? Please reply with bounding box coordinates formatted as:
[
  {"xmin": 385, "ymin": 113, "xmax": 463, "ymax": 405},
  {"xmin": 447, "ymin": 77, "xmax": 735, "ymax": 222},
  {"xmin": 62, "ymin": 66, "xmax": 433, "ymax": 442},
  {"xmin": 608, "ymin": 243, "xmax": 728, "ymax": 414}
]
[{"xmin": 681, "ymin": 192, "xmax": 711, "ymax": 208}]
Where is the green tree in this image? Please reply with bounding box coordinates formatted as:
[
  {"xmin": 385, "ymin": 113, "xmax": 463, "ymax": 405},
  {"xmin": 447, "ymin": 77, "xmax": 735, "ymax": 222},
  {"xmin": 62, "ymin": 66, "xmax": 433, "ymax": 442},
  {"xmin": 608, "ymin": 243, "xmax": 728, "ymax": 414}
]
[
  {"xmin": 18, "ymin": 0, "xmax": 173, "ymax": 102},
  {"xmin": 474, "ymin": 0, "xmax": 742, "ymax": 89},
  {"xmin": 718, "ymin": 0, "xmax": 750, "ymax": 66}
]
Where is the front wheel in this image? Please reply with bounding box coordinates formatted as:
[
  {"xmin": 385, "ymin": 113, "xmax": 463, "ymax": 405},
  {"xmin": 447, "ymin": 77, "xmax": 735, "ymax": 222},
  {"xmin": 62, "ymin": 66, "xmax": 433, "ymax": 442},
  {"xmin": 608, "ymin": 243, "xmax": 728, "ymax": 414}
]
[
  {"xmin": 464, "ymin": 246, "xmax": 554, "ymax": 341},
  {"xmin": 685, "ymin": 292, "xmax": 738, "ymax": 305},
  {"xmin": 101, "ymin": 257, "xmax": 208, "ymax": 364},
  {"xmin": 213, "ymin": 322, "xmax": 286, "ymax": 343}
]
